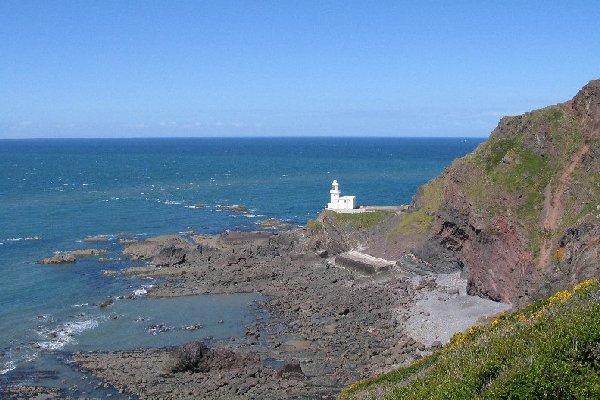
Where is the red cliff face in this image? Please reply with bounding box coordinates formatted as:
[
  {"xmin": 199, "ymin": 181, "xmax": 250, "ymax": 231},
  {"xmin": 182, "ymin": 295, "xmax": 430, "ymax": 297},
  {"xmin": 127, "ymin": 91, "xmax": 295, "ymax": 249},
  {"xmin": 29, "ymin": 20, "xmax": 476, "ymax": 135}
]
[{"xmin": 412, "ymin": 79, "xmax": 600, "ymax": 305}]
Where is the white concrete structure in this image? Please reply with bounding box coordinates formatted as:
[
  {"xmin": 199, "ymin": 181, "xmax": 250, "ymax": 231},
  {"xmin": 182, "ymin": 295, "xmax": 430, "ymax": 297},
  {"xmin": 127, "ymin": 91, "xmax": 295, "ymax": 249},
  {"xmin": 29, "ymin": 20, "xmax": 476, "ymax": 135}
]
[{"xmin": 327, "ymin": 180, "xmax": 357, "ymax": 211}]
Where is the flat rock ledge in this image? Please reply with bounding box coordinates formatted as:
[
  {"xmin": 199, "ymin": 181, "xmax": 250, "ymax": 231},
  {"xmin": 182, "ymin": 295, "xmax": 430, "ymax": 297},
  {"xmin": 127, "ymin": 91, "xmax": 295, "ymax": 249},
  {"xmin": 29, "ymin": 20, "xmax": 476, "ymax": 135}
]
[
  {"xmin": 76, "ymin": 229, "xmax": 510, "ymax": 399},
  {"xmin": 37, "ymin": 248, "xmax": 109, "ymax": 264},
  {"xmin": 335, "ymin": 250, "xmax": 396, "ymax": 275},
  {"xmin": 1, "ymin": 386, "xmax": 62, "ymax": 399},
  {"xmin": 75, "ymin": 344, "xmax": 319, "ymax": 400}
]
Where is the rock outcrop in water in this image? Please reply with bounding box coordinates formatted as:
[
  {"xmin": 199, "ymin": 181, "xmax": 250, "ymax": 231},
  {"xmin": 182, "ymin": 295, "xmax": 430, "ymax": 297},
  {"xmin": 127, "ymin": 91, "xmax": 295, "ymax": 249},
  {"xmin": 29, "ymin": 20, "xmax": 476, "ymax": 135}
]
[{"xmin": 37, "ymin": 248, "xmax": 110, "ymax": 264}]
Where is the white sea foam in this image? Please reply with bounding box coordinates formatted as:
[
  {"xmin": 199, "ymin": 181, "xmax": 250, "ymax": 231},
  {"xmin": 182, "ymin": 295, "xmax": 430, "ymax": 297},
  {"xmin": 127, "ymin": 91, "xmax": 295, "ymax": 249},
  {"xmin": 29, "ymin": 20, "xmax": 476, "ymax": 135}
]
[
  {"xmin": 134, "ymin": 284, "xmax": 154, "ymax": 296},
  {"xmin": 164, "ymin": 200, "xmax": 182, "ymax": 205},
  {"xmin": 0, "ymin": 351, "xmax": 38, "ymax": 374},
  {"xmin": 0, "ymin": 361, "xmax": 16, "ymax": 374},
  {"xmin": 244, "ymin": 214, "xmax": 257, "ymax": 218},
  {"xmin": 5, "ymin": 236, "xmax": 41, "ymax": 242},
  {"xmin": 73, "ymin": 303, "xmax": 89, "ymax": 307},
  {"xmin": 36, "ymin": 319, "xmax": 99, "ymax": 350}
]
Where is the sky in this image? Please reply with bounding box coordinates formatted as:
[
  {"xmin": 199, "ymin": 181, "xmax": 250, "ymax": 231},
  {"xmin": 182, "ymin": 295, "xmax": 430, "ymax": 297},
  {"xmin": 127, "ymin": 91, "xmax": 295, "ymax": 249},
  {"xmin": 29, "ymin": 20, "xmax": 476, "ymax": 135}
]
[{"xmin": 1, "ymin": 1, "xmax": 600, "ymax": 139}]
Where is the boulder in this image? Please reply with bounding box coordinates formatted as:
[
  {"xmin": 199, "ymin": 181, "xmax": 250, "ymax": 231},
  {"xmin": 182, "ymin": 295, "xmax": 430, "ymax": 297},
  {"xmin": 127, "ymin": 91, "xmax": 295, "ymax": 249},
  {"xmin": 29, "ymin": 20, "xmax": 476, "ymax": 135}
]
[{"xmin": 277, "ymin": 360, "xmax": 305, "ymax": 379}]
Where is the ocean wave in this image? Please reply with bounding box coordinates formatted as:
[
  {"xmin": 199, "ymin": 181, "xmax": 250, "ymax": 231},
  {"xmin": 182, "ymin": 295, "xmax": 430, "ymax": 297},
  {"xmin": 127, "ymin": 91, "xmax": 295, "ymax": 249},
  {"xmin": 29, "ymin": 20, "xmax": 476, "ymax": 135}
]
[
  {"xmin": 163, "ymin": 200, "xmax": 182, "ymax": 205},
  {"xmin": 35, "ymin": 318, "xmax": 99, "ymax": 351},
  {"xmin": 5, "ymin": 236, "xmax": 41, "ymax": 242},
  {"xmin": 133, "ymin": 284, "xmax": 154, "ymax": 296},
  {"xmin": 0, "ymin": 360, "xmax": 16, "ymax": 375}
]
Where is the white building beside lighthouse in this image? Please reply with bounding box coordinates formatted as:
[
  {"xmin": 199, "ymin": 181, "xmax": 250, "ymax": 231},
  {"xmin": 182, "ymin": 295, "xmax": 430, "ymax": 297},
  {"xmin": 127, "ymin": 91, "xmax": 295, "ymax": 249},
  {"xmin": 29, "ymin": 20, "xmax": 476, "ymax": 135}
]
[{"xmin": 327, "ymin": 180, "xmax": 357, "ymax": 211}]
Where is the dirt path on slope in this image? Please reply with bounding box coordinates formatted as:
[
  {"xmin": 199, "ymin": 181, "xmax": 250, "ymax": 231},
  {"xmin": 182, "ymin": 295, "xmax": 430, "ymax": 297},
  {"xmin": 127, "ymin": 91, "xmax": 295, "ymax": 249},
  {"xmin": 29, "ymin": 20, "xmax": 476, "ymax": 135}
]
[{"xmin": 538, "ymin": 143, "xmax": 590, "ymax": 269}]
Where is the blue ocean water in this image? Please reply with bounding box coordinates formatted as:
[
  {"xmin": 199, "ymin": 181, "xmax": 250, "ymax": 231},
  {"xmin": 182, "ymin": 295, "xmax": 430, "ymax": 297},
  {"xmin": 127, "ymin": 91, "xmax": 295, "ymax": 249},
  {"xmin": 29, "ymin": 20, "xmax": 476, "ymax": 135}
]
[{"xmin": 0, "ymin": 137, "xmax": 483, "ymax": 391}]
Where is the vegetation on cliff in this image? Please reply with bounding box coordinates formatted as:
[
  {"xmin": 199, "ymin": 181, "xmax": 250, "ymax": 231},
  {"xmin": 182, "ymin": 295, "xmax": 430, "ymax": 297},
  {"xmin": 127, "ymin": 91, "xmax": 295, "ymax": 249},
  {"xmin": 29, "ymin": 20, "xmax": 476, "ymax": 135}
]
[
  {"xmin": 340, "ymin": 279, "xmax": 600, "ymax": 400},
  {"xmin": 309, "ymin": 80, "xmax": 600, "ymax": 304},
  {"xmin": 403, "ymin": 79, "xmax": 600, "ymax": 304},
  {"xmin": 330, "ymin": 210, "xmax": 392, "ymax": 229},
  {"xmin": 388, "ymin": 176, "xmax": 446, "ymax": 237}
]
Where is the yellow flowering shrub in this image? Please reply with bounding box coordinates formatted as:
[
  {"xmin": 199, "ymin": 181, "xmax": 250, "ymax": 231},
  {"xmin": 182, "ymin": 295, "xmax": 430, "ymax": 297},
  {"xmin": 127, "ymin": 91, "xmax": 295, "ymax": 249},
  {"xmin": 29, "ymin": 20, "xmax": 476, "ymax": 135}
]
[
  {"xmin": 547, "ymin": 290, "xmax": 573, "ymax": 305},
  {"xmin": 573, "ymin": 278, "xmax": 596, "ymax": 292}
]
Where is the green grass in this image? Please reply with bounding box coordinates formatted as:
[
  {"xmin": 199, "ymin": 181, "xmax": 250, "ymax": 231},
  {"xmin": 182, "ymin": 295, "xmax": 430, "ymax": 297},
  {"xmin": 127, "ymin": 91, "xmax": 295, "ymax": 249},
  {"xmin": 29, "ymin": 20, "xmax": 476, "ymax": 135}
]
[
  {"xmin": 387, "ymin": 176, "xmax": 445, "ymax": 236},
  {"xmin": 307, "ymin": 219, "xmax": 324, "ymax": 232},
  {"xmin": 339, "ymin": 279, "xmax": 600, "ymax": 400},
  {"xmin": 332, "ymin": 211, "xmax": 391, "ymax": 229},
  {"xmin": 387, "ymin": 209, "xmax": 434, "ymax": 236}
]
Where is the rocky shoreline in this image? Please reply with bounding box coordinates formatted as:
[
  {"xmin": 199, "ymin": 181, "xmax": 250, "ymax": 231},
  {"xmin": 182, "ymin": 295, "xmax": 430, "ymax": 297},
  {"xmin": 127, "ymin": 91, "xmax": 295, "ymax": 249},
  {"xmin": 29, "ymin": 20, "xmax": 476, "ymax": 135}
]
[{"xmin": 65, "ymin": 224, "xmax": 508, "ymax": 399}]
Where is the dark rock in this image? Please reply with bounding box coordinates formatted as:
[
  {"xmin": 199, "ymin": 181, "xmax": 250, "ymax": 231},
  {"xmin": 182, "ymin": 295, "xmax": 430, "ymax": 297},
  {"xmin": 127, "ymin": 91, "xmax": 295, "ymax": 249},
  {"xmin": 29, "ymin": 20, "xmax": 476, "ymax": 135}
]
[
  {"xmin": 338, "ymin": 307, "xmax": 350, "ymax": 316},
  {"xmin": 122, "ymin": 235, "xmax": 191, "ymax": 261},
  {"xmin": 82, "ymin": 235, "xmax": 110, "ymax": 243},
  {"xmin": 99, "ymin": 299, "xmax": 114, "ymax": 308},
  {"xmin": 222, "ymin": 205, "xmax": 249, "ymax": 212},
  {"xmin": 431, "ymin": 341, "xmax": 443, "ymax": 350},
  {"xmin": 154, "ymin": 245, "xmax": 187, "ymax": 266},
  {"xmin": 38, "ymin": 254, "xmax": 76, "ymax": 265},
  {"xmin": 168, "ymin": 341, "xmax": 211, "ymax": 373},
  {"xmin": 70, "ymin": 248, "xmax": 110, "ymax": 257},
  {"xmin": 276, "ymin": 360, "xmax": 305, "ymax": 379},
  {"xmin": 316, "ymin": 249, "xmax": 329, "ymax": 258}
]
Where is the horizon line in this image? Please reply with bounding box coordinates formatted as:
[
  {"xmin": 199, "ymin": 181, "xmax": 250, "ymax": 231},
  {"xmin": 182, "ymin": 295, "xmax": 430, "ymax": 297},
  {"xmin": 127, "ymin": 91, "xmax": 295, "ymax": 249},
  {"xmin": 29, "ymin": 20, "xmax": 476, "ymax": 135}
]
[{"xmin": 0, "ymin": 135, "xmax": 489, "ymax": 140}]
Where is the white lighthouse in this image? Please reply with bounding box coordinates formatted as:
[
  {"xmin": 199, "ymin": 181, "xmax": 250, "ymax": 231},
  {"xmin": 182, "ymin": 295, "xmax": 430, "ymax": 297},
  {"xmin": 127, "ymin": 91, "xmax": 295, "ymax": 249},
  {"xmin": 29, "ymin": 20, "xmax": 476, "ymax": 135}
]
[{"xmin": 327, "ymin": 180, "xmax": 357, "ymax": 211}]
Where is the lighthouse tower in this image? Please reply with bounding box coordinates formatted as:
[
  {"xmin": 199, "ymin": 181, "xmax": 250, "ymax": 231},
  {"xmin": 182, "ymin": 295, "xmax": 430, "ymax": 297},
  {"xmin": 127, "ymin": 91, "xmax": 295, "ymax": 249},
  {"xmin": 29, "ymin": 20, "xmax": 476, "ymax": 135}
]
[
  {"xmin": 330, "ymin": 179, "xmax": 340, "ymax": 204},
  {"xmin": 327, "ymin": 180, "xmax": 357, "ymax": 211}
]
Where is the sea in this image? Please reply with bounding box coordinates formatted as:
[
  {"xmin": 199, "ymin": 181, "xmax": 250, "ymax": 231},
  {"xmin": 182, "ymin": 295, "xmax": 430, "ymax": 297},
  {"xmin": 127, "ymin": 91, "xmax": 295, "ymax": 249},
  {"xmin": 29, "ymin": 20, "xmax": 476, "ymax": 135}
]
[{"xmin": 0, "ymin": 137, "xmax": 483, "ymax": 395}]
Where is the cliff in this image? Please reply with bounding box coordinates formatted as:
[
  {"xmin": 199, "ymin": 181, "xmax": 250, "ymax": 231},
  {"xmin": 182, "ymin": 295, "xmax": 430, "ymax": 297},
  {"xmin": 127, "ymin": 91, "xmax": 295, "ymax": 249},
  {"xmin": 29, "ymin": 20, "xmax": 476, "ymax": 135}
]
[
  {"xmin": 307, "ymin": 80, "xmax": 600, "ymax": 306},
  {"xmin": 398, "ymin": 79, "xmax": 600, "ymax": 305}
]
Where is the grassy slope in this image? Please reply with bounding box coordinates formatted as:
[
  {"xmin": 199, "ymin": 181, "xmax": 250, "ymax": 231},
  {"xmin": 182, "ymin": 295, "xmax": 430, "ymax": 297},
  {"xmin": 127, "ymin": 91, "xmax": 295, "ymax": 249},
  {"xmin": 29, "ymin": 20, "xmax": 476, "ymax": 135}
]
[
  {"xmin": 330, "ymin": 210, "xmax": 392, "ymax": 229},
  {"xmin": 387, "ymin": 103, "xmax": 592, "ymax": 259},
  {"xmin": 339, "ymin": 279, "xmax": 600, "ymax": 400}
]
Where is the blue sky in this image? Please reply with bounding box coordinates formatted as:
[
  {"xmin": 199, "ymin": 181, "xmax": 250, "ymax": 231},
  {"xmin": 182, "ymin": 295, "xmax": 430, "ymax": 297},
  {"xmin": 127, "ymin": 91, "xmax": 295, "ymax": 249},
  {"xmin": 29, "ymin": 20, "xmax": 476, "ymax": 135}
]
[{"xmin": 1, "ymin": 1, "xmax": 599, "ymax": 138}]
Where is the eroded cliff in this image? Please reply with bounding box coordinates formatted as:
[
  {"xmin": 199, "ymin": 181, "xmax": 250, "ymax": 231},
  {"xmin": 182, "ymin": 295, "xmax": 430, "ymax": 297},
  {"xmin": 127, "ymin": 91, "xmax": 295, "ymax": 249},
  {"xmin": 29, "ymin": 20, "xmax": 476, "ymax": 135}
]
[{"xmin": 402, "ymin": 79, "xmax": 600, "ymax": 305}]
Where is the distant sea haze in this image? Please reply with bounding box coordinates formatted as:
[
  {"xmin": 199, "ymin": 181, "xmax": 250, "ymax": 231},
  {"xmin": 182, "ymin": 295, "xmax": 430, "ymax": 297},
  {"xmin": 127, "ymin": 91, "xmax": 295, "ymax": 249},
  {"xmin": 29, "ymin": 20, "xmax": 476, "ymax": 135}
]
[{"xmin": 0, "ymin": 137, "xmax": 482, "ymax": 391}]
